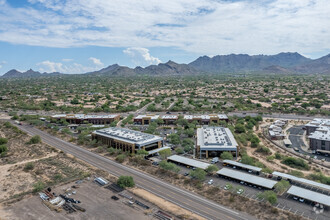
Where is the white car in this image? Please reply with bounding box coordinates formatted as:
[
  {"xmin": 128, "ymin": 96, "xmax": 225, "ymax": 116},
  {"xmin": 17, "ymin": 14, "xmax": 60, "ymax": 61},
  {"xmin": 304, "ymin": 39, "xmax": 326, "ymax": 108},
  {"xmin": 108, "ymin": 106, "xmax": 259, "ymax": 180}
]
[
  {"xmin": 224, "ymin": 184, "xmax": 230, "ymax": 190},
  {"xmin": 299, "ymin": 198, "xmax": 305, "ymax": 203},
  {"xmin": 237, "ymin": 189, "xmax": 244, "ymax": 194},
  {"xmin": 208, "ymin": 179, "xmax": 214, "ymax": 185}
]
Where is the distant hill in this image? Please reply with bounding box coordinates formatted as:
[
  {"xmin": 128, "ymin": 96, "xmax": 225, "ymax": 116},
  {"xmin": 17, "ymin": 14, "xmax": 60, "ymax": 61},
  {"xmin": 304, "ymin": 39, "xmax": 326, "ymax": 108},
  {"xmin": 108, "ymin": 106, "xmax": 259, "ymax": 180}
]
[
  {"xmin": 2, "ymin": 69, "xmax": 62, "ymax": 78},
  {"xmin": 2, "ymin": 52, "xmax": 330, "ymax": 78},
  {"xmin": 188, "ymin": 52, "xmax": 311, "ymax": 73},
  {"xmin": 89, "ymin": 61, "xmax": 200, "ymax": 76},
  {"xmin": 293, "ymin": 54, "xmax": 330, "ymax": 74}
]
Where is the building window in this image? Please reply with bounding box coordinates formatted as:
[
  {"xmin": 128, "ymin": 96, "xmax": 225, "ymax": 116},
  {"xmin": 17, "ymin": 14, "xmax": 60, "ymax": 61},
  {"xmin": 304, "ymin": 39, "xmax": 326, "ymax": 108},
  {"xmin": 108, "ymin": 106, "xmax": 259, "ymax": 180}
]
[{"xmin": 321, "ymin": 140, "xmax": 325, "ymax": 146}]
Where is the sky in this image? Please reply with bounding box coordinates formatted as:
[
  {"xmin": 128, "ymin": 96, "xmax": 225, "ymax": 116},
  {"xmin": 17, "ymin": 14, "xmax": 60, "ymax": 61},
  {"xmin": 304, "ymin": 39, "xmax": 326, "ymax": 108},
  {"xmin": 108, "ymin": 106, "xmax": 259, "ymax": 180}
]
[{"xmin": 0, "ymin": 0, "xmax": 330, "ymax": 74}]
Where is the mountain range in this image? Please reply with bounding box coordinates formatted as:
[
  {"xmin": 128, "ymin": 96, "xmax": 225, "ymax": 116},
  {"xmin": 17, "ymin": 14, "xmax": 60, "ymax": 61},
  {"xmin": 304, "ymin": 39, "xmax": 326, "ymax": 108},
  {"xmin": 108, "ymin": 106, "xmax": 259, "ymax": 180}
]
[{"xmin": 2, "ymin": 52, "xmax": 330, "ymax": 78}]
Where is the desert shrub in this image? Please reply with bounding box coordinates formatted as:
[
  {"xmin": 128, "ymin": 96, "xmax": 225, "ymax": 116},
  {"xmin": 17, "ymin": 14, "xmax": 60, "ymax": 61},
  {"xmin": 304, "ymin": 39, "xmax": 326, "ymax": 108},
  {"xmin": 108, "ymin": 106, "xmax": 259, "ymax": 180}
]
[
  {"xmin": 115, "ymin": 154, "xmax": 126, "ymax": 163},
  {"xmin": 159, "ymin": 161, "xmax": 180, "ymax": 173},
  {"xmin": 27, "ymin": 135, "xmax": 41, "ymax": 144},
  {"xmin": 24, "ymin": 162, "xmax": 35, "ymax": 171},
  {"xmin": 289, "ymin": 170, "xmax": 304, "ymax": 178},
  {"xmin": 0, "ymin": 137, "xmax": 8, "ymax": 145},
  {"xmin": 117, "ymin": 176, "xmax": 135, "ymax": 188},
  {"xmin": 258, "ymin": 190, "xmax": 277, "ymax": 205},
  {"xmin": 282, "ymin": 157, "xmax": 309, "ymax": 170},
  {"xmin": 33, "ymin": 180, "xmax": 45, "ymax": 192},
  {"xmin": 255, "ymin": 146, "xmax": 271, "ymax": 155},
  {"xmin": 308, "ymin": 172, "xmax": 330, "ymax": 185}
]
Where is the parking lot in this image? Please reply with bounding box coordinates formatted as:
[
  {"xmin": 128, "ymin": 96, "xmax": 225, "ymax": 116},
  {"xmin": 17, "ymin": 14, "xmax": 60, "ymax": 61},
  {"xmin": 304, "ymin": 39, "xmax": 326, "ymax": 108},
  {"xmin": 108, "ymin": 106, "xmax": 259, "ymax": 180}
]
[{"xmin": 174, "ymin": 161, "xmax": 330, "ymax": 220}]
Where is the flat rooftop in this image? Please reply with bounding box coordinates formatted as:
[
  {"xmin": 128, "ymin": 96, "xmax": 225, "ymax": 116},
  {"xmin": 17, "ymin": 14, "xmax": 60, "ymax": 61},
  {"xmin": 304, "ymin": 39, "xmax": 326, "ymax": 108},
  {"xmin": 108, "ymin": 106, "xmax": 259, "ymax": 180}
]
[
  {"xmin": 308, "ymin": 126, "xmax": 330, "ymax": 141},
  {"xmin": 197, "ymin": 127, "xmax": 238, "ymax": 150},
  {"xmin": 287, "ymin": 186, "xmax": 330, "ymax": 206},
  {"xmin": 134, "ymin": 115, "xmax": 159, "ymax": 120},
  {"xmin": 272, "ymin": 171, "xmax": 330, "ymax": 192},
  {"xmin": 167, "ymin": 155, "xmax": 210, "ymax": 170},
  {"xmin": 223, "ymin": 160, "xmax": 262, "ymax": 172},
  {"xmin": 305, "ymin": 118, "xmax": 330, "ymax": 128},
  {"xmin": 52, "ymin": 114, "xmax": 119, "ymax": 119},
  {"xmin": 184, "ymin": 114, "xmax": 228, "ymax": 120},
  {"xmin": 217, "ymin": 168, "xmax": 277, "ymax": 189},
  {"xmin": 161, "ymin": 115, "xmax": 178, "ymax": 119},
  {"xmin": 93, "ymin": 127, "xmax": 163, "ymax": 147}
]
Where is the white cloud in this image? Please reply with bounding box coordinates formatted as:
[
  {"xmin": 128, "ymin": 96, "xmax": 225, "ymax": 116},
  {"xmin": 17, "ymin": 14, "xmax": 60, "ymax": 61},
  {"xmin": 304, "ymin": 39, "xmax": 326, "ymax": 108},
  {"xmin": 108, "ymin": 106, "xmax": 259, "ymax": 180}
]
[
  {"xmin": 37, "ymin": 58, "xmax": 104, "ymax": 73},
  {"xmin": 0, "ymin": 0, "xmax": 329, "ymax": 56},
  {"xmin": 0, "ymin": 60, "xmax": 7, "ymax": 68},
  {"xmin": 88, "ymin": 57, "xmax": 104, "ymax": 66},
  {"xmin": 123, "ymin": 47, "xmax": 161, "ymax": 67},
  {"xmin": 62, "ymin": 58, "xmax": 73, "ymax": 62}
]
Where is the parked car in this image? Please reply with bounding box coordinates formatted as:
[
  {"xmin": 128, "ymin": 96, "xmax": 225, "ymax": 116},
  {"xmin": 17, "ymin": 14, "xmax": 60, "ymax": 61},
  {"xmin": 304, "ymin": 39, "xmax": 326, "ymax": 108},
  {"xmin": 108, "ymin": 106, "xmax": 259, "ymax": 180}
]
[
  {"xmin": 211, "ymin": 157, "xmax": 219, "ymax": 164},
  {"xmin": 184, "ymin": 172, "xmax": 189, "ymax": 176},
  {"xmin": 299, "ymin": 198, "xmax": 305, "ymax": 203},
  {"xmin": 208, "ymin": 179, "xmax": 214, "ymax": 185},
  {"xmin": 277, "ymin": 176, "xmax": 282, "ymax": 181},
  {"xmin": 236, "ymin": 189, "xmax": 244, "ymax": 194},
  {"xmin": 248, "ymin": 170, "xmax": 252, "ymax": 173},
  {"xmin": 224, "ymin": 184, "xmax": 230, "ymax": 190},
  {"xmin": 293, "ymin": 196, "xmax": 298, "ymax": 200}
]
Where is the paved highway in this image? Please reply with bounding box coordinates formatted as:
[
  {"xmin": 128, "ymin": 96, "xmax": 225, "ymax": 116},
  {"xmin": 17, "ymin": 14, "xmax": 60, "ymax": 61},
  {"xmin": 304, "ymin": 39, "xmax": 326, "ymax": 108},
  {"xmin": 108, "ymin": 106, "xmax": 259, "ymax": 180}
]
[{"xmin": 15, "ymin": 123, "xmax": 255, "ymax": 220}]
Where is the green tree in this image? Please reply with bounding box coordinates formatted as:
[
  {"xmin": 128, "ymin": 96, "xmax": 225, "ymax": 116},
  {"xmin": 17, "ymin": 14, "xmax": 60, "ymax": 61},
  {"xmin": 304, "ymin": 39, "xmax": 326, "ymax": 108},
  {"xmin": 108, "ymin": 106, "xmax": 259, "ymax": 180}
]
[
  {"xmin": 235, "ymin": 124, "xmax": 245, "ymax": 133},
  {"xmin": 258, "ymin": 190, "xmax": 277, "ymax": 205},
  {"xmin": 175, "ymin": 147, "xmax": 184, "ymax": 154},
  {"xmin": 220, "ymin": 152, "xmax": 233, "ymax": 160},
  {"xmin": 189, "ymin": 168, "xmax": 206, "ymax": 181},
  {"xmin": 159, "ymin": 148, "xmax": 171, "ymax": 159},
  {"xmin": 159, "ymin": 161, "xmax": 180, "ymax": 173},
  {"xmin": 117, "ymin": 176, "xmax": 135, "ymax": 188},
  {"xmin": 182, "ymin": 138, "xmax": 194, "ymax": 153},
  {"xmin": 168, "ymin": 133, "xmax": 180, "ymax": 145},
  {"xmin": 274, "ymin": 180, "xmax": 290, "ymax": 194},
  {"xmin": 136, "ymin": 149, "xmax": 149, "ymax": 156},
  {"xmin": 205, "ymin": 165, "xmax": 219, "ymax": 174}
]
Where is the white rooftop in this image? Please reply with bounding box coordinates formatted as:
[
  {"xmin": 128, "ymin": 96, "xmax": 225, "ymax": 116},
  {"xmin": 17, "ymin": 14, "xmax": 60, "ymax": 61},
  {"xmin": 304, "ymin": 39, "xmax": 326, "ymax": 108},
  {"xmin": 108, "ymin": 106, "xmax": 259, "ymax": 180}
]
[
  {"xmin": 308, "ymin": 126, "xmax": 330, "ymax": 141},
  {"xmin": 305, "ymin": 118, "xmax": 330, "ymax": 128},
  {"xmin": 183, "ymin": 114, "xmax": 228, "ymax": 120},
  {"xmin": 223, "ymin": 160, "xmax": 262, "ymax": 172},
  {"xmin": 287, "ymin": 186, "xmax": 330, "ymax": 206},
  {"xmin": 93, "ymin": 127, "xmax": 163, "ymax": 147},
  {"xmin": 135, "ymin": 115, "xmax": 159, "ymax": 120},
  {"xmin": 161, "ymin": 115, "xmax": 178, "ymax": 119},
  {"xmin": 167, "ymin": 155, "xmax": 210, "ymax": 170},
  {"xmin": 197, "ymin": 127, "xmax": 238, "ymax": 150},
  {"xmin": 52, "ymin": 114, "xmax": 119, "ymax": 119},
  {"xmin": 272, "ymin": 171, "xmax": 330, "ymax": 192},
  {"xmin": 217, "ymin": 168, "xmax": 277, "ymax": 189}
]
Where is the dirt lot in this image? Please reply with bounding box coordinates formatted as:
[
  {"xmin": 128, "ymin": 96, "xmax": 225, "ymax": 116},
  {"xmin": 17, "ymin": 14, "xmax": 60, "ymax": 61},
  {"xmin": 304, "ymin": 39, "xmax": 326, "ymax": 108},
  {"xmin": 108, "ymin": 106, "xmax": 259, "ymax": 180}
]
[{"xmin": 0, "ymin": 180, "xmax": 155, "ymax": 220}]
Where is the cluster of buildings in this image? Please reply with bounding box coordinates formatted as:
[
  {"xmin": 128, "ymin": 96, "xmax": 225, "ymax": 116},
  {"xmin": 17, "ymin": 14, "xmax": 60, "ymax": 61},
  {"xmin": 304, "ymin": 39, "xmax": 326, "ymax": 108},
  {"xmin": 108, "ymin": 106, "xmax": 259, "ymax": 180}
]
[
  {"xmin": 91, "ymin": 125, "xmax": 238, "ymax": 158},
  {"xmin": 305, "ymin": 119, "xmax": 330, "ymax": 154},
  {"xmin": 51, "ymin": 114, "xmax": 120, "ymax": 125},
  {"xmin": 133, "ymin": 114, "xmax": 228, "ymax": 125},
  {"xmin": 268, "ymin": 119, "xmax": 288, "ymax": 140}
]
